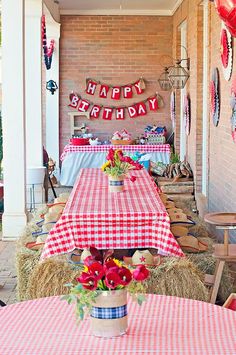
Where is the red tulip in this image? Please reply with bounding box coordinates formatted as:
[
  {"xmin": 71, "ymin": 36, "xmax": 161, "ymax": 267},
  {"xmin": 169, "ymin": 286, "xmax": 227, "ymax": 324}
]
[
  {"xmin": 132, "ymin": 265, "xmax": 149, "ymax": 281},
  {"xmin": 104, "ymin": 271, "xmax": 122, "ymax": 289},
  {"xmin": 77, "ymin": 272, "xmax": 98, "ymax": 290},
  {"xmin": 88, "ymin": 262, "xmax": 105, "ymax": 281},
  {"xmin": 118, "ymin": 267, "xmax": 132, "ymax": 286},
  {"xmin": 106, "ymin": 148, "xmax": 115, "ymax": 163},
  {"xmin": 104, "ymin": 259, "xmax": 118, "ymax": 270}
]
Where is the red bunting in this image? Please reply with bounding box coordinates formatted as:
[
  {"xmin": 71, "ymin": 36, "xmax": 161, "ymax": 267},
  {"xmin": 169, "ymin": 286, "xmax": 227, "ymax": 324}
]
[
  {"xmin": 78, "ymin": 99, "xmax": 90, "ymax": 112},
  {"xmin": 116, "ymin": 107, "xmax": 125, "ymax": 120},
  {"xmin": 86, "ymin": 80, "xmax": 97, "ymax": 95},
  {"xmin": 134, "ymin": 80, "xmax": 144, "ymax": 95},
  {"xmin": 99, "ymin": 84, "xmax": 110, "ymax": 98},
  {"xmin": 128, "ymin": 105, "xmax": 138, "ymax": 118},
  {"xmin": 137, "ymin": 102, "xmax": 147, "ymax": 116},
  {"xmin": 90, "ymin": 104, "xmax": 102, "ymax": 119},
  {"xmin": 148, "ymin": 96, "xmax": 159, "ymax": 111},
  {"xmin": 111, "ymin": 87, "xmax": 121, "ymax": 100},
  {"xmin": 68, "ymin": 93, "xmax": 80, "ymax": 109},
  {"xmin": 103, "ymin": 107, "xmax": 113, "ymax": 120},
  {"xmin": 123, "ymin": 85, "xmax": 133, "ymax": 99}
]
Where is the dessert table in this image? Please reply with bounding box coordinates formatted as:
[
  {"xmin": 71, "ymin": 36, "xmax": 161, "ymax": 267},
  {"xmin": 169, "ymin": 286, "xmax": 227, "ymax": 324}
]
[
  {"xmin": 41, "ymin": 168, "xmax": 183, "ymax": 260},
  {"xmin": 60, "ymin": 144, "xmax": 170, "ymax": 186},
  {"xmin": 0, "ymin": 294, "xmax": 236, "ymax": 354}
]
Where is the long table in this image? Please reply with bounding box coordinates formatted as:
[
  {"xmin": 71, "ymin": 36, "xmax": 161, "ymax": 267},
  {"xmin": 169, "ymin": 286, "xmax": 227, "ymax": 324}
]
[
  {"xmin": 60, "ymin": 144, "xmax": 170, "ymax": 186},
  {"xmin": 1, "ymin": 295, "xmax": 236, "ymax": 354},
  {"xmin": 41, "ymin": 168, "xmax": 183, "ymax": 260}
]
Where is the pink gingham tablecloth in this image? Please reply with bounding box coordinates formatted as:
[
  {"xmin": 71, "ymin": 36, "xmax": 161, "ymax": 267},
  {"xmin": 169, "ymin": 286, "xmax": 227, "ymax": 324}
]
[
  {"xmin": 60, "ymin": 144, "xmax": 170, "ymax": 161},
  {"xmin": 41, "ymin": 169, "xmax": 183, "ymax": 260},
  {"xmin": 0, "ymin": 295, "xmax": 236, "ymax": 355}
]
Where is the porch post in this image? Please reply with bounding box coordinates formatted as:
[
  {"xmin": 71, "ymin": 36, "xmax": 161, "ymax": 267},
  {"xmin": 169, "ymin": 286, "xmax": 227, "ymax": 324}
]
[
  {"xmin": 45, "ymin": 14, "xmax": 61, "ymax": 172},
  {"xmin": 2, "ymin": 0, "xmax": 27, "ymax": 239},
  {"xmin": 25, "ymin": 0, "xmax": 44, "ymax": 167}
]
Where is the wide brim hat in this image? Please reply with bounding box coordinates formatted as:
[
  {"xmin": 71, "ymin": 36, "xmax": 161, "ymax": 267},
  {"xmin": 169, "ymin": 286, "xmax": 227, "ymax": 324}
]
[
  {"xmin": 25, "ymin": 241, "xmax": 45, "ymax": 250},
  {"xmin": 177, "ymin": 235, "xmax": 208, "ymax": 253},
  {"xmin": 164, "ymin": 201, "xmax": 176, "ymax": 209},
  {"xmin": 171, "ymin": 225, "xmax": 189, "ymax": 238},
  {"xmin": 167, "ymin": 208, "xmax": 183, "ymax": 215},
  {"xmin": 169, "ymin": 213, "xmax": 195, "ymax": 227}
]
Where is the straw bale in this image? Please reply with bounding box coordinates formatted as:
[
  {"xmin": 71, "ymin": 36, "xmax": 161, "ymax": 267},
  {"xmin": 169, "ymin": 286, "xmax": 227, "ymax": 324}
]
[
  {"xmin": 16, "ymin": 248, "xmax": 42, "ymax": 301},
  {"xmin": 144, "ymin": 257, "xmax": 209, "ymax": 301},
  {"xmin": 27, "ymin": 258, "xmax": 80, "ymax": 299}
]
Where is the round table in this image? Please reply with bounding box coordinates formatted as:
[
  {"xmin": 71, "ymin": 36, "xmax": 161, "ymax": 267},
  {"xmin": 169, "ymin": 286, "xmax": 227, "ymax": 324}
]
[{"xmin": 0, "ymin": 295, "xmax": 236, "ymax": 354}]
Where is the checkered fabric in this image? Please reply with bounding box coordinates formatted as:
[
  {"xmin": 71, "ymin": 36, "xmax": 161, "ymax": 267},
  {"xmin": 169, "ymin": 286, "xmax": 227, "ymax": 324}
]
[
  {"xmin": 60, "ymin": 144, "xmax": 170, "ymax": 161},
  {"xmin": 41, "ymin": 169, "xmax": 183, "ymax": 260},
  {"xmin": 0, "ymin": 295, "xmax": 236, "ymax": 354},
  {"xmin": 91, "ymin": 305, "xmax": 127, "ymax": 319}
]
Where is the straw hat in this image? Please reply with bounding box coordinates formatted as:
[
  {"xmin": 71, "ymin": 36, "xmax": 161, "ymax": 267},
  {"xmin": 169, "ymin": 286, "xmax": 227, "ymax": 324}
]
[
  {"xmin": 177, "ymin": 235, "xmax": 208, "ymax": 253},
  {"xmin": 164, "ymin": 201, "xmax": 176, "ymax": 209},
  {"xmin": 171, "ymin": 225, "xmax": 189, "ymax": 238},
  {"xmin": 81, "ymin": 248, "xmax": 92, "ymax": 262},
  {"xmin": 169, "ymin": 213, "xmax": 195, "ymax": 227},
  {"xmin": 132, "ymin": 250, "xmax": 154, "ymax": 265},
  {"xmin": 167, "ymin": 208, "xmax": 183, "ymax": 215}
]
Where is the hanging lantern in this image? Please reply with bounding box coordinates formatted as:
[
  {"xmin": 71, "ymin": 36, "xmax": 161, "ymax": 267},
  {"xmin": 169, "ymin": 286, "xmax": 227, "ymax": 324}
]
[
  {"xmin": 158, "ymin": 67, "xmax": 173, "ymax": 91},
  {"xmin": 46, "ymin": 80, "xmax": 58, "ymax": 95},
  {"xmin": 139, "ymin": 77, "xmax": 146, "ymax": 90},
  {"xmin": 168, "ymin": 63, "xmax": 190, "ymax": 90}
]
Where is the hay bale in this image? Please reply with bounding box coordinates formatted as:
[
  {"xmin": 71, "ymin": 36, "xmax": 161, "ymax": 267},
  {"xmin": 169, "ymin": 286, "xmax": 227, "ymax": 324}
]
[
  {"xmin": 27, "ymin": 258, "xmax": 80, "ymax": 299},
  {"xmin": 144, "ymin": 257, "xmax": 208, "ymax": 301},
  {"xmin": 16, "ymin": 248, "xmax": 42, "ymax": 301},
  {"xmin": 189, "ymin": 254, "xmax": 234, "ymax": 302}
]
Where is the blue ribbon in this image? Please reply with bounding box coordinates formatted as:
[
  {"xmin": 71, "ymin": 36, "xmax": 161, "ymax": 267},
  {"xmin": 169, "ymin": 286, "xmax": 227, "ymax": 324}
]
[
  {"xmin": 91, "ymin": 305, "xmax": 127, "ymax": 319},
  {"xmin": 109, "ymin": 180, "xmax": 124, "ymax": 186}
]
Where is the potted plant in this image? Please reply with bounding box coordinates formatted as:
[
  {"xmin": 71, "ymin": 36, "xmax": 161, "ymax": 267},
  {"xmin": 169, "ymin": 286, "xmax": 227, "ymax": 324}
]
[{"xmin": 62, "ymin": 248, "xmax": 149, "ymax": 338}]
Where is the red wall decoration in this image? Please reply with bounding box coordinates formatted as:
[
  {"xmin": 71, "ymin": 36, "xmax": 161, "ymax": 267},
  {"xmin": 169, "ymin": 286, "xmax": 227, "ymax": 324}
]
[
  {"xmin": 214, "ymin": 1, "xmax": 236, "ymax": 37},
  {"xmin": 210, "ymin": 68, "xmax": 220, "ymax": 127},
  {"xmin": 220, "ymin": 23, "xmax": 233, "ymax": 81}
]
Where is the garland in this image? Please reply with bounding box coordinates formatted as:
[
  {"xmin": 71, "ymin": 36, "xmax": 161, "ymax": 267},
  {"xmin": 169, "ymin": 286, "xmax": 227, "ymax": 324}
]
[{"xmin": 41, "ymin": 15, "xmax": 55, "ymax": 70}]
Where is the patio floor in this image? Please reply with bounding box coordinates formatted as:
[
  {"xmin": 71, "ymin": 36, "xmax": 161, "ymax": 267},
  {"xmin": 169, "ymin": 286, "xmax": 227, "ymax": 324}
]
[{"xmin": 0, "ymin": 240, "xmax": 17, "ymax": 305}]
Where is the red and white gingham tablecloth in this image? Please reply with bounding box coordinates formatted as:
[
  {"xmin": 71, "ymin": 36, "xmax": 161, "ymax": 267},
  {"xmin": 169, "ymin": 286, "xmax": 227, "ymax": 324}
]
[
  {"xmin": 60, "ymin": 144, "xmax": 170, "ymax": 161},
  {"xmin": 0, "ymin": 295, "xmax": 236, "ymax": 354},
  {"xmin": 41, "ymin": 169, "xmax": 183, "ymax": 260}
]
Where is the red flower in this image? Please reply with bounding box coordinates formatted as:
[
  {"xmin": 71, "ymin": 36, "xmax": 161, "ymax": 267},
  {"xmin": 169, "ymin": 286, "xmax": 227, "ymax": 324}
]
[
  {"xmin": 132, "ymin": 265, "xmax": 149, "ymax": 281},
  {"xmin": 106, "ymin": 148, "xmax": 115, "ymax": 163},
  {"xmin": 83, "ymin": 256, "xmax": 96, "ymax": 267},
  {"xmin": 130, "ymin": 175, "xmax": 136, "ymax": 182},
  {"xmin": 77, "ymin": 272, "xmax": 98, "ymax": 290},
  {"xmin": 118, "ymin": 267, "xmax": 132, "ymax": 286},
  {"xmin": 122, "ymin": 156, "xmax": 133, "ymax": 163},
  {"xmin": 104, "ymin": 271, "xmax": 122, "ymax": 289},
  {"xmin": 104, "ymin": 259, "xmax": 118, "ymax": 270},
  {"xmin": 88, "ymin": 262, "xmax": 105, "ymax": 281}
]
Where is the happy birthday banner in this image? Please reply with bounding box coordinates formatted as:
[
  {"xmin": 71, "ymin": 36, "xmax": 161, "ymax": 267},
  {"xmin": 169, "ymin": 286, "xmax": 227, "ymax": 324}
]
[
  {"xmin": 68, "ymin": 92, "xmax": 160, "ymax": 120},
  {"xmin": 85, "ymin": 77, "xmax": 145, "ymax": 100}
]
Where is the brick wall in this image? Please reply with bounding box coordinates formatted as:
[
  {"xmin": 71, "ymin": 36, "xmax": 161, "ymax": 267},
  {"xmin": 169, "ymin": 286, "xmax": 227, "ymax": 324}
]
[
  {"xmin": 59, "ymin": 15, "xmax": 173, "ymax": 152},
  {"xmin": 173, "ymin": 1, "xmax": 236, "ymax": 238}
]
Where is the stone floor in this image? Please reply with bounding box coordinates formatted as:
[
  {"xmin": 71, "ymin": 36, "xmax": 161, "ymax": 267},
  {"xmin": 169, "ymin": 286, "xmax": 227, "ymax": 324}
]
[{"xmin": 0, "ymin": 241, "xmax": 17, "ymax": 305}]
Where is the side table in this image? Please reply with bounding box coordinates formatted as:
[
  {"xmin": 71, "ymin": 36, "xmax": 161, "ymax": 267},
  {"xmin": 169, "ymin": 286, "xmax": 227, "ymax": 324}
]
[{"xmin": 204, "ymin": 212, "xmax": 236, "ymax": 304}]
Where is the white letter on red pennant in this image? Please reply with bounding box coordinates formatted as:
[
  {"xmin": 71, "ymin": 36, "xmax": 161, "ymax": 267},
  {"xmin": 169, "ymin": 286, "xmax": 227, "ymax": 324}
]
[
  {"xmin": 128, "ymin": 105, "xmax": 138, "ymax": 118},
  {"xmin": 134, "ymin": 80, "xmax": 143, "ymax": 95},
  {"xmin": 103, "ymin": 107, "xmax": 113, "ymax": 120},
  {"xmin": 137, "ymin": 102, "xmax": 147, "ymax": 116},
  {"xmin": 123, "ymin": 86, "xmax": 133, "ymax": 99},
  {"xmin": 86, "ymin": 80, "xmax": 97, "ymax": 95},
  {"xmin": 69, "ymin": 93, "xmax": 80, "ymax": 109},
  {"xmin": 148, "ymin": 96, "xmax": 159, "ymax": 111},
  {"xmin": 78, "ymin": 99, "xmax": 90, "ymax": 112},
  {"xmin": 99, "ymin": 84, "xmax": 110, "ymax": 98},
  {"xmin": 90, "ymin": 105, "xmax": 101, "ymax": 119},
  {"xmin": 111, "ymin": 87, "xmax": 121, "ymax": 100},
  {"xmin": 116, "ymin": 107, "xmax": 125, "ymax": 120}
]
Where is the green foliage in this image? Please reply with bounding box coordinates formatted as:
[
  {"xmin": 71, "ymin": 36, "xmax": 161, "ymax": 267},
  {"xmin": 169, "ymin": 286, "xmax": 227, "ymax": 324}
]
[{"xmin": 170, "ymin": 152, "xmax": 180, "ymax": 164}]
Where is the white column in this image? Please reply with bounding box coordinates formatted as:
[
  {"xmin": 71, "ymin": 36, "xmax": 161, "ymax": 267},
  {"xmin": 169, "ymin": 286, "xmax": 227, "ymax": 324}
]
[
  {"xmin": 2, "ymin": 0, "xmax": 27, "ymax": 239},
  {"xmin": 25, "ymin": 0, "xmax": 43, "ymax": 167},
  {"xmin": 45, "ymin": 14, "xmax": 61, "ymax": 172}
]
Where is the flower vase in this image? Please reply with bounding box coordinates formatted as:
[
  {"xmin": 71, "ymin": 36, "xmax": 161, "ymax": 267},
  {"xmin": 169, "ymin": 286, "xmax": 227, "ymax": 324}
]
[
  {"xmin": 90, "ymin": 289, "xmax": 128, "ymax": 338},
  {"xmin": 108, "ymin": 175, "xmax": 125, "ymax": 192}
]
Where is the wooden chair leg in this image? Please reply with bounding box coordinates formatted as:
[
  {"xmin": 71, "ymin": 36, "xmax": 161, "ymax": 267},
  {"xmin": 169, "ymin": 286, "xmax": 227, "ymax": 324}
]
[{"xmin": 210, "ymin": 260, "xmax": 225, "ymax": 304}]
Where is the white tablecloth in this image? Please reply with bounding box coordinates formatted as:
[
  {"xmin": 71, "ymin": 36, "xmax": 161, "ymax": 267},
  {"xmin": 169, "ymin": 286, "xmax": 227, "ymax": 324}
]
[{"xmin": 60, "ymin": 144, "xmax": 170, "ymax": 186}]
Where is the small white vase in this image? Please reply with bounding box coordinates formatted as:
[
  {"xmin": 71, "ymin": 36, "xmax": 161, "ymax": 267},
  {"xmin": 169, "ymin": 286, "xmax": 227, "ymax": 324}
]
[{"xmin": 108, "ymin": 175, "xmax": 125, "ymax": 192}]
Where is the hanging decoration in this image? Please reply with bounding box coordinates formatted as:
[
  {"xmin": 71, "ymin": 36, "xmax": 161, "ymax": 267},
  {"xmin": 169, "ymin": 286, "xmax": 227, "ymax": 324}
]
[
  {"xmin": 183, "ymin": 94, "xmax": 191, "ymax": 136},
  {"xmin": 214, "ymin": 0, "xmax": 236, "ymax": 37},
  {"xmin": 85, "ymin": 77, "xmax": 145, "ymax": 99},
  {"xmin": 170, "ymin": 91, "xmax": 176, "ymax": 130},
  {"xmin": 210, "ymin": 68, "xmax": 220, "ymax": 127},
  {"xmin": 68, "ymin": 92, "xmax": 162, "ymax": 120},
  {"xmin": 220, "ymin": 23, "xmax": 233, "ymax": 81},
  {"xmin": 41, "ymin": 15, "xmax": 55, "ymax": 70},
  {"xmin": 230, "ymin": 75, "xmax": 236, "ymax": 143}
]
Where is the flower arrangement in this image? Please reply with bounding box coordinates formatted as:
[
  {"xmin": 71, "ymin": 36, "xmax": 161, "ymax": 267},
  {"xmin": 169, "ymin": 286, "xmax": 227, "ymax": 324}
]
[
  {"xmin": 63, "ymin": 248, "xmax": 149, "ymax": 320},
  {"xmin": 101, "ymin": 148, "xmax": 143, "ymax": 181}
]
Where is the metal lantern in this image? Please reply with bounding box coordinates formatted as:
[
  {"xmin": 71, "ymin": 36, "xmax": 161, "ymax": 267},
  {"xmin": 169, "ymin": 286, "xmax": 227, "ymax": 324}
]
[
  {"xmin": 168, "ymin": 63, "xmax": 189, "ymax": 89},
  {"xmin": 46, "ymin": 80, "xmax": 58, "ymax": 95},
  {"xmin": 158, "ymin": 67, "xmax": 173, "ymax": 91}
]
